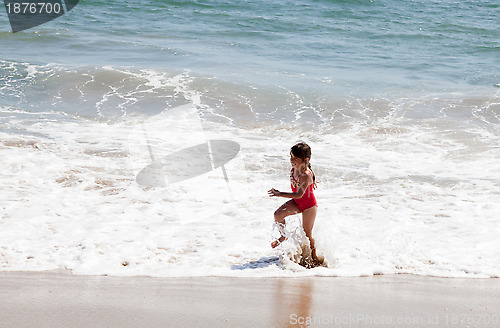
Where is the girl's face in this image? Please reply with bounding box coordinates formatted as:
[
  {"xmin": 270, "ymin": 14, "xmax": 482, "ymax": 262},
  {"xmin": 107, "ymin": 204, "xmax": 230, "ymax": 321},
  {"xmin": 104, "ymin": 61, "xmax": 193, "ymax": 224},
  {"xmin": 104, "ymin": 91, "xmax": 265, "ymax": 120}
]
[{"xmin": 290, "ymin": 152, "xmax": 305, "ymax": 168}]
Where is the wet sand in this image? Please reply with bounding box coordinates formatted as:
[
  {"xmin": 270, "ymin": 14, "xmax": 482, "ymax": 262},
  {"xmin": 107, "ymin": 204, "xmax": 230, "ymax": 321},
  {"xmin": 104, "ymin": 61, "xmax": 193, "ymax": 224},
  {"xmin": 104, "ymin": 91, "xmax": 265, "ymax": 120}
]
[{"xmin": 0, "ymin": 271, "xmax": 499, "ymax": 327}]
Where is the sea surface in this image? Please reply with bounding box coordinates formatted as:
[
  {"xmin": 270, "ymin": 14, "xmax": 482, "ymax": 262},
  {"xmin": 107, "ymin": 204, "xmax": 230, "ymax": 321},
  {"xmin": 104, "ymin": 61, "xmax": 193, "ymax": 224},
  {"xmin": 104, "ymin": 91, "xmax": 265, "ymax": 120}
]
[{"xmin": 0, "ymin": 0, "xmax": 499, "ymax": 277}]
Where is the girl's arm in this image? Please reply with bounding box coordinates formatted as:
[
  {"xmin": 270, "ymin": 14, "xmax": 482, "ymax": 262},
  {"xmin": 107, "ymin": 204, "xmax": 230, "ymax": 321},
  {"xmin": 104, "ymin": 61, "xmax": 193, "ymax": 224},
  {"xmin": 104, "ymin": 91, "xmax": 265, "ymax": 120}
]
[{"xmin": 268, "ymin": 172, "xmax": 312, "ymax": 199}]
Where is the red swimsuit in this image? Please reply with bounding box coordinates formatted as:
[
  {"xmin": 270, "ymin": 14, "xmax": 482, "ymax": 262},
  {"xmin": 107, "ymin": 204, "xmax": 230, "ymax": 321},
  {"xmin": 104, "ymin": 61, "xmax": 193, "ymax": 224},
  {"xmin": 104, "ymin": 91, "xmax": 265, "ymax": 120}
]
[{"xmin": 290, "ymin": 168, "xmax": 317, "ymax": 212}]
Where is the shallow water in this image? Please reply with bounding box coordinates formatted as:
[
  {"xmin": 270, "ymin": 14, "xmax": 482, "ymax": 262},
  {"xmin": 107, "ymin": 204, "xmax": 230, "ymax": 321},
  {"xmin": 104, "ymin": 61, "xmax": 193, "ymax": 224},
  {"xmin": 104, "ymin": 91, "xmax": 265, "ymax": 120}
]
[{"xmin": 0, "ymin": 0, "xmax": 499, "ymax": 277}]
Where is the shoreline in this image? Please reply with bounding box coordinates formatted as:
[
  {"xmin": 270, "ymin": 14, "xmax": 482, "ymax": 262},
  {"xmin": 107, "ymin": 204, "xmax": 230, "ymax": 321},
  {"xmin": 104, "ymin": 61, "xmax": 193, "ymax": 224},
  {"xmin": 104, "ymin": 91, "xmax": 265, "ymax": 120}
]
[{"xmin": 0, "ymin": 271, "xmax": 499, "ymax": 327}]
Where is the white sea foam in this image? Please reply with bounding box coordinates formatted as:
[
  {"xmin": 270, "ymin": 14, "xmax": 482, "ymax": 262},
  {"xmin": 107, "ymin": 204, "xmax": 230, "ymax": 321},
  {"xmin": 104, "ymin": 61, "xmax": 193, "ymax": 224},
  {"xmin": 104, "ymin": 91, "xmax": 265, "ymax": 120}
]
[
  {"xmin": 1, "ymin": 96, "xmax": 499, "ymax": 277},
  {"xmin": 1, "ymin": 64, "xmax": 499, "ymax": 278}
]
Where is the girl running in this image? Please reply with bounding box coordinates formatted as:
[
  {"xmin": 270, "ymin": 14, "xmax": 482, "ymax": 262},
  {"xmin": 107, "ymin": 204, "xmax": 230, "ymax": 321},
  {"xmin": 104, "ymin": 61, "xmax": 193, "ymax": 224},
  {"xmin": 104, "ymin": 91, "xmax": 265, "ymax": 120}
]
[{"xmin": 268, "ymin": 142, "xmax": 319, "ymax": 263}]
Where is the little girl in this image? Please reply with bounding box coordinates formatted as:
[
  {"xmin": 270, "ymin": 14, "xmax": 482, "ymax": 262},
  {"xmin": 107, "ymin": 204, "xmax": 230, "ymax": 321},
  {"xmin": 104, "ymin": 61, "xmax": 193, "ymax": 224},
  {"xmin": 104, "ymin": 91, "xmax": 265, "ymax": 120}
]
[{"xmin": 268, "ymin": 142, "xmax": 318, "ymax": 263}]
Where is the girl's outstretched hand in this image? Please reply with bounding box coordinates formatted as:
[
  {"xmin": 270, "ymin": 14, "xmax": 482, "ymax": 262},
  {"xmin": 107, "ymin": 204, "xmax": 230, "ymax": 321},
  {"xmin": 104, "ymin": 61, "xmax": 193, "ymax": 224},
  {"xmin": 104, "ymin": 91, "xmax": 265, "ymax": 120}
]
[{"xmin": 268, "ymin": 188, "xmax": 281, "ymax": 197}]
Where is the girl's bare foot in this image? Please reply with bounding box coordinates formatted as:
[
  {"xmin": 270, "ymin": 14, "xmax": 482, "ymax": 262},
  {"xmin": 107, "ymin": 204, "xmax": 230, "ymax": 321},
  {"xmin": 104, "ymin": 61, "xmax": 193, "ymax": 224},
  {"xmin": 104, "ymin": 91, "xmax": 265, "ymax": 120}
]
[
  {"xmin": 271, "ymin": 236, "xmax": 286, "ymax": 248},
  {"xmin": 311, "ymin": 248, "xmax": 321, "ymax": 265}
]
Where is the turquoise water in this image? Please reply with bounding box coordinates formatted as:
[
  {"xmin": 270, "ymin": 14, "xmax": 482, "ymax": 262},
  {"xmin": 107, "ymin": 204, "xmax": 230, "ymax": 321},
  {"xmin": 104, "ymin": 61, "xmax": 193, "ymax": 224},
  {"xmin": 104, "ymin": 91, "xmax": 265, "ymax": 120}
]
[
  {"xmin": 1, "ymin": 0, "xmax": 499, "ymax": 96},
  {"xmin": 1, "ymin": 0, "xmax": 499, "ymax": 128}
]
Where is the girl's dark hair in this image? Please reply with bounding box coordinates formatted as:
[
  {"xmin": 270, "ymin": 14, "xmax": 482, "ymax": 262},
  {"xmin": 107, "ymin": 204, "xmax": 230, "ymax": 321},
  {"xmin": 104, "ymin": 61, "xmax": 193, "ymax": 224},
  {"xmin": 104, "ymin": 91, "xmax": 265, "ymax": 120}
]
[{"xmin": 290, "ymin": 142, "xmax": 317, "ymax": 188}]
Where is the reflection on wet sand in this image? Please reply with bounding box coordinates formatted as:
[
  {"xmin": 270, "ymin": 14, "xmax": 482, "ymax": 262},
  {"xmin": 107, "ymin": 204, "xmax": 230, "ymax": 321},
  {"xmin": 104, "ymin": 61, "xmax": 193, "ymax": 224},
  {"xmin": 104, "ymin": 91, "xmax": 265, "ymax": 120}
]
[{"xmin": 274, "ymin": 279, "xmax": 314, "ymax": 328}]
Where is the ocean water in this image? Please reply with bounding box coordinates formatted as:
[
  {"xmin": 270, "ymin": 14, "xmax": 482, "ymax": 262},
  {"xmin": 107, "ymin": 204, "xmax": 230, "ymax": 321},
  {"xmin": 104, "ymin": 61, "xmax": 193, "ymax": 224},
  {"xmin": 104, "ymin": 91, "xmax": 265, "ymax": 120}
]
[{"xmin": 0, "ymin": 0, "xmax": 499, "ymax": 277}]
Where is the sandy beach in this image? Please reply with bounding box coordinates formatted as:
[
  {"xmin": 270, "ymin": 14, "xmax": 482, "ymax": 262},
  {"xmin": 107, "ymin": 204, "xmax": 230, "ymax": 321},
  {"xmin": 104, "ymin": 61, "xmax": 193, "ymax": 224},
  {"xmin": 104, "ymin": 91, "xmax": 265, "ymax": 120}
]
[{"xmin": 0, "ymin": 271, "xmax": 498, "ymax": 328}]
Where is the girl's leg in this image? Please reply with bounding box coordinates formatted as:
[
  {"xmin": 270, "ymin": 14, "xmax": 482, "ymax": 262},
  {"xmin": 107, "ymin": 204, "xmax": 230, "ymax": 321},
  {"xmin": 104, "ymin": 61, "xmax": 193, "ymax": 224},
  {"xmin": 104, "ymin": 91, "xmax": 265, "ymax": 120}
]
[
  {"xmin": 271, "ymin": 199, "xmax": 300, "ymax": 248},
  {"xmin": 301, "ymin": 206, "xmax": 318, "ymax": 260}
]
